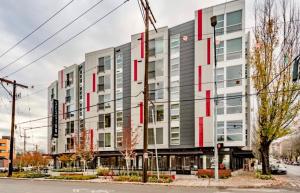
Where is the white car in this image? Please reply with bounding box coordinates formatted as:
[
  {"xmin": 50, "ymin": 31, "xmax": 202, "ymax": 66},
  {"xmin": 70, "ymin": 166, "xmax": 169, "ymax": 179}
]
[{"xmin": 0, "ymin": 167, "xmax": 8, "ymax": 172}]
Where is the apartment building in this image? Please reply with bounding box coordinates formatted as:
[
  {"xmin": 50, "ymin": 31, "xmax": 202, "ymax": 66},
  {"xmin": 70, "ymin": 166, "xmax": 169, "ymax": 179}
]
[
  {"xmin": 48, "ymin": 0, "xmax": 252, "ymax": 172},
  {"xmin": 0, "ymin": 136, "xmax": 10, "ymax": 168}
]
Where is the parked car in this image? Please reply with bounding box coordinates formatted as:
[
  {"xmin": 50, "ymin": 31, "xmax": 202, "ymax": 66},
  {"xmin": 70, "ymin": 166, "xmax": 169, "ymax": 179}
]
[
  {"xmin": 0, "ymin": 167, "xmax": 8, "ymax": 173},
  {"xmin": 292, "ymin": 161, "xmax": 300, "ymax": 166},
  {"xmin": 271, "ymin": 164, "xmax": 287, "ymax": 175}
]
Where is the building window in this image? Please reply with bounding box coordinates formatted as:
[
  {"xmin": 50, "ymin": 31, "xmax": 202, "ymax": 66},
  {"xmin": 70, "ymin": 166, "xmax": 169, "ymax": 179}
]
[
  {"xmin": 216, "ymin": 14, "xmax": 224, "ymax": 36},
  {"xmin": 66, "ymin": 104, "xmax": 74, "ymax": 118},
  {"xmin": 149, "ymin": 83, "xmax": 155, "ymax": 100},
  {"xmin": 227, "ymin": 37, "xmax": 242, "ymax": 60},
  {"xmin": 226, "ymin": 92, "xmax": 242, "ymax": 114},
  {"xmin": 226, "ymin": 10, "xmax": 242, "ymax": 33},
  {"xmin": 171, "ymin": 104, "xmax": 179, "ymax": 121},
  {"xmin": 116, "ymin": 72, "xmax": 123, "ymax": 89},
  {"xmin": 98, "ymin": 114, "xmax": 104, "ymax": 129},
  {"xmin": 104, "ymin": 56, "xmax": 111, "ymax": 71},
  {"xmin": 66, "ymin": 72, "xmax": 74, "ymax": 87},
  {"xmin": 170, "ymin": 81, "xmax": 179, "ymax": 101},
  {"xmin": 98, "ymin": 76, "xmax": 104, "ymax": 92},
  {"xmin": 149, "ymin": 37, "xmax": 163, "ymax": 57},
  {"xmin": 148, "ymin": 127, "xmax": 163, "ymax": 145},
  {"xmin": 156, "ymin": 105, "xmax": 164, "ymax": 122},
  {"xmin": 217, "ymin": 122, "xmax": 224, "ymax": 142},
  {"xmin": 0, "ymin": 143, "xmax": 5, "ymax": 147},
  {"xmin": 98, "ymin": 95, "xmax": 104, "ymax": 111},
  {"xmin": 98, "ymin": 133, "xmax": 111, "ymax": 148},
  {"xmin": 66, "ymin": 138, "xmax": 74, "ymax": 150},
  {"xmin": 217, "ymin": 94, "xmax": 224, "ymax": 115},
  {"xmin": 170, "ymin": 58, "xmax": 180, "ymax": 77},
  {"xmin": 170, "ymin": 127, "xmax": 180, "ymax": 145},
  {"xmin": 226, "ymin": 65, "xmax": 242, "ymax": 87},
  {"xmin": 156, "ymin": 82, "xmax": 164, "ymax": 100},
  {"xmin": 226, "ymin": 120, "xmax": 243, "ymax": 141},
  {"xmin": 104, "ymin": 94, "xmax": 111, "ymax": 109},
  {"xmin": 216, "ymin": 68, "xmax": 224, "ymax": 89},
  {"xmin": 116, "ymin": 53, "xmax": 123, "ymax": 69},
  {"xmin": 104, "ymin": 75, "xmax": 110, "ymax": 90},
  {"xmin": 148, "ymin": 60, "xmax": 163, "ymax": 79},
  {"xmin": 105, "ymin": 113, "xmax": 111, "ymax": 128},
  {"xmin": 116, "ymin": 91, "xmax": 123, "ymax": 110},
  {"xmin": 216, "ymin": 41, "xmax": 224, "ymax": 61},
  {"xmin": 117, "ymin": 112, "xmax": 123, "ymax": 128},
  {"xmin": 117, "ymin": 132, "xmax": 123, "ymax": 147},
  {"xmin": 98, "ymin": 57, "xmax": 105, "ymax": 73},
  {"xmin": 65, "ymin": 121, "xmax": 74, "ymax": 135}
]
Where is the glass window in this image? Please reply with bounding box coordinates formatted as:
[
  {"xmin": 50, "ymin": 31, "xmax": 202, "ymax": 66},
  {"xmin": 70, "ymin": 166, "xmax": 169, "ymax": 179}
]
[
  {"xmin": 116, "ymin": 91, "xmax": 123, "ymax": 110},
  {"xmin": 105, "ymin": 133, "xmax": 111, "ymax": 147},
  {"xmin": 105, "ymin": 113, "xmax": 111, "ymax": 128},
  {"xmin": 156, "ymin": 105, "xmax": 164, "ymax": 122},
  {"xmin": 216, "ymin": 68, "xmax": 224, "ymax": 89},
  {"xmin": 104, "ymin": 75, "xmax": 110, "ymax": 90},
  {"xmin": 155, "ymin": 60, "xmax": 164, "ymax": 77},
  {"xmin": 116, "ymin": 53, "xmax": 123, "ymax": 69},
  {"xmin": 98, "ymin": 76, "xmax": 104, "ymax": 92},
  {"xmin": 116, "ymin": 72, "xmax": 123, "ymax": 89},
  {"xmin": 171, "ymin": 104, "xmax": 180, "ymax": 121},
  {"xmin": 156, "ymin": 82, "xmax": 164, "ymax": 100},
  {"xmin": 226, "ymin": 65, "xmax": 242, "ymax": 87},
  {"xmin": 98, "ymin": 57, "xmax": 105, "ymax": 73},
  {"xmin": 98, "ymin": 95, "xmax": 104, "ymax": 111},
  {"xmin": 98, "ymin": 114, "xmax": 104, "ymax": 129},
  {"xmin": 149, "ymin": 105, "xmax": 155, "ymax": 123},
  {"xmin": 217, "ymin": 94, "xmax": 224, "ymax": 115},
  {"xmin": 117, "ymin": 112, "xmax": 123, "ymax": 128},
  {"xmin": 216, "ymin": 14, "xmax": 224, "ymax": 36},
  {"xmin": 98, "ymin": 133, "xmax": 104, "ymax": 147},
  {"xmin": 149, "ymin": 83, "xmax": 155, "ymax": 100},
  {"xmin": 156, "ymin": 127, "xmax": 163, "ymax": 144},
  {"xmin": 104, "ymin": 94, "xmax": 111, "ymax": 109},
  {"xmin": 226, "ymin": 10, "xmax": 242, "ymax": 33},
  {"xmin": 149, "ymin": 39, "xmax": 155, "ymax": 57},
  {"xmin": 148, "ymin": 128, "xmax": 154, "ymax": 145},
  {"xmin": 226, "ymin": 92, "xmax": 242, "ymax": 114},
  {"xmin": 170, "ymin": 58, "xmax": 180, "ymax": 77},
  {"xmin": 171, "ymin": 47, "xmax": 180, "ymax": 59},
  {"xmin": 226, "ymin": 120, "xmax": 243, "ymax": 142},
  {"xmin": 155, "ymin": 37, "xmax": 163, "ymax": 55},
  {"xmin": 104, "ymin": 56, "xmax": 111, "ymax": 71},
  {"xmin": 227, "ymin": 37, "xmax": 242, "ymax": 60},
  {"xmin": 171, "ymin": 81, "xmax": 179, "ymax": 101},
  {"xmin": 216, "ymin": 41, "xmax": 224, "ymax": 61},
  {"xmin": 217, "ymin": 122, "xmax": 224, "ymax": 142},
  {"xmin": 170, "ymin": 127, "xmax": 180, "ymax": 145},
  {"xmin": 171, "ymin": 35, "xmax": 180, "ymax": 49},
  {"xmin": 117, "ymin": 132, "xmax": 123, "ymax": 147},
  {"xmin": 148, "ymin": 128, "xmax": 163, "ymax": 145},
  {"xmin": 148, "ymin": 61, "xmax": 155, "ymax": 79}
]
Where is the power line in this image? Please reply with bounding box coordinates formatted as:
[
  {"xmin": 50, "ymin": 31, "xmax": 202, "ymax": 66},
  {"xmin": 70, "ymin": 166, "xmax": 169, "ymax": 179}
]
[
  {"xmin": 0, "ymin": 0, "xmax": 106, "ymax": 73},
  {"xmin": 4, "ymin": 0, "xmax": 131, "ymax": 78},
  {"xmin": 0, "ymin": 0, "xmax": 75, "ymax": 59}
]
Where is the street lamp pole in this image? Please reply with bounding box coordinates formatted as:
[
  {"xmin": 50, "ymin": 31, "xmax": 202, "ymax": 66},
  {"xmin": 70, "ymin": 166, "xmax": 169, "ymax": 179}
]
[{"xmin": 211, "ymin": 15, "xmax": 219, "ymax": 181}]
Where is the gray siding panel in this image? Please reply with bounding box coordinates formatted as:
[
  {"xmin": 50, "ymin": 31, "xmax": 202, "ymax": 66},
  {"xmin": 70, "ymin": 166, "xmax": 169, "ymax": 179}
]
[{"xmin": 169, "ymin": 20, "xmax": 195, "ymax": 148}]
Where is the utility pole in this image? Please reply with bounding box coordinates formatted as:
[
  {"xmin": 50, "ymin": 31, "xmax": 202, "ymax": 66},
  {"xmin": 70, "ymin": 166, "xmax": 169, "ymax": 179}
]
[
  {"xmin": 139, "ymin": 0, "xmax": 157, "ymax": 183},
  {"xmin": 20, "ymin": 128, "xmax": 30, "ymax": 153},
  {"xmin": 0, "ymin": 78, "xmax": 28, "ymax": 177}
]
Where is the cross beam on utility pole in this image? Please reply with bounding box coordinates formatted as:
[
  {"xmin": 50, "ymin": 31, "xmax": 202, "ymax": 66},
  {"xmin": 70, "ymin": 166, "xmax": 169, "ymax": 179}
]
[
  {"xmin": 139, "ymin": 0, "xmax": 157, "ymax": 183},
  {"xmin": 0, "ymin": 77, "xmax": 28, "ymax": 177}
]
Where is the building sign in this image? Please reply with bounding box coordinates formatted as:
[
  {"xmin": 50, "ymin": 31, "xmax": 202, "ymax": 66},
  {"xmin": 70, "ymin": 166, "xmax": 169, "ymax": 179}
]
[{"xmin": 52, "ymin": 99, "xmax": 59, "ymax": 138}]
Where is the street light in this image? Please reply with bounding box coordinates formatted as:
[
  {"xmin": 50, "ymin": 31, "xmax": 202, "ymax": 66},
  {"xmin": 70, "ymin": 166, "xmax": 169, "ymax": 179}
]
[{"xmin": 211, "ymin": 15, "xmax": 219, "ymax": 181}]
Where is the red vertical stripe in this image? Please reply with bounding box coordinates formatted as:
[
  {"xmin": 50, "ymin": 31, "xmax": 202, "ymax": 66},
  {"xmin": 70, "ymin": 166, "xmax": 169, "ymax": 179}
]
[
  {"xmin": 90, "ymin": 129, "xmax": 94, "ymax": 151},
  {"xmin": 61, "ymin": 70, "xmax": 64, "ymax": 88},
  {"xmin": 87, "ymin": 93, "xmax": 90, "ymax": 112},
  {"xmin": 139, "ymin": 102, "xmax": 143, "ymax": 124},
  {"xmin": 197, "ymin": 10, "xmax": 203, "ymax": 41},
  {"xmin": 134, "ymin": 60, "xmax": 138, "ymax": 81},
  {"xmin": 207, "ymin": 38, "xmax": 211, "ymax": 65},
  {"xmin": 141, "ymin": 33, "xmax": 144, "ymax": 58},
  {"xmin": 62, "ymin": 103, "xmax": 65, "ymax": 119},
  {"xmin": 199, "ymin": 117, "xmax": 204, "ymax": 147},
  {"xmin": 198, "ymin": 66, "xmax": 202, "ymax": 91},
  {"xmin": 92, "ymin": 73, "xmax": 96, "ymax": 92},
  {"xmin": 206, "ymin": 90, "xmax": 211, "ymax": 117}
]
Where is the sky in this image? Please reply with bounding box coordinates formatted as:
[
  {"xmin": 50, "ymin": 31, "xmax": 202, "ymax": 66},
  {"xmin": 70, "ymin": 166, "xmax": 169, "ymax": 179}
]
[{"xmin": 0, "ymin": 0, "xmax": 258, "ymax": 152}]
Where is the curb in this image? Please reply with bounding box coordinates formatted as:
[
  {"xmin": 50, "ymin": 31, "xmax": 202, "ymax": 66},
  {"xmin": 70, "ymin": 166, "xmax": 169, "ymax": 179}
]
[{"xmin": 0, "ymin": 177, "xmax": 287, "ymax": 189}]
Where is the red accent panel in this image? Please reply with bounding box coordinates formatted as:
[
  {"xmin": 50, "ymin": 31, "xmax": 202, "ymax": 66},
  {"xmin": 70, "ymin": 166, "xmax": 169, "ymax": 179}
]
[
  {"xmin": 62, "ymin": 103, "xmax": 65, "ymax": 119},
  {"xmin": 197, "ymin": 10, "xmax": 203, "ymax": 41},
  {"xmin": 141, "ymin": 33, "xmax": 144, "ymax": 58},
  {"xmin": 199, "ymin": 117, "xmax": 204, "ymax": 147},
  {"xmin": 90, "ymin": 129, "xmax": 94, "ymax": 151},
  {"xmin": 198, "ymin": 66, "xmax": 202, "ymax": 91},
  {"xmin": 139, "ymin": 102, "xmax": 143, "ymax": 124},
  {"xmin": 206, "ymin": 90, "xmax": 211, "ymax": 117},
  {"xmin": 134, "ymin": 60, "xmax": 138, "ymax": 81},
  {"xmin": 92, "ymin": 73, "xmax": 96, "ymax": 92},
  {"xmin": 87, "ymin": 93, "xmax": 90, "ymax": 112},
  {"xmin": 60, "ymin": 70, "xmax": 64, "ymax": 88},
  {"xmin": 207, "ymin": 38, "xmax": 211, "ymax": 65}
]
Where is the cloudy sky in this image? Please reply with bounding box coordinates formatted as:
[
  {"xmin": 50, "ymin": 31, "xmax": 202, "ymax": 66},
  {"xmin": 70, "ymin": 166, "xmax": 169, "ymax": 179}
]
[{"xmin": 0, "ymin": 0, "xmax": 258, "ymax": 152}]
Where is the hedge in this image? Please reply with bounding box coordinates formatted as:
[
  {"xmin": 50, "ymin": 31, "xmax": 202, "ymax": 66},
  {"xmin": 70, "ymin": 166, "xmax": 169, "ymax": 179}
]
[
  {"xmin": 49, "ymin": 175, "xmax": 97, "ymax": 180},
  {"xmin": 197, "ymin": 169, "xmax": 231, "ymax": 179}
]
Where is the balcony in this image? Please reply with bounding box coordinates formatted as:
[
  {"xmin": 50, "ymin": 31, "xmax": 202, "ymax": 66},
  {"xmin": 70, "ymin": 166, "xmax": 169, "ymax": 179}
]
[
  {"xmin": 97, "ymin": 84, "xmax": 104, "ymax": 92},
  {"xmin": 65, "ymin": 96, "xmax": 71, "ymax": 103},
  {"xmin": 97, "ymin": 65, "xmax": 104, "ymax": 73}
]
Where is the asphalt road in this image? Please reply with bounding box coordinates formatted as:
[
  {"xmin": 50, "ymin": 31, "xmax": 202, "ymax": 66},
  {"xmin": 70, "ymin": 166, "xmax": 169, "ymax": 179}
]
[
  {"xmin": 0, "ymin": 179, "xmax": 299, "ymax": 193},
  {"xmin": 285, "ymin": 165, "xmax": 300, "ymax": 188}
]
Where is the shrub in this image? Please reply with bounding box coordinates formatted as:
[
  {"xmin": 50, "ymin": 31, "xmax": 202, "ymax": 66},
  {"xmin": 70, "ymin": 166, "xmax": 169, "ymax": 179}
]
[
  {"xmin": 52, "ymin": 168, "xmax": 82, "ymax": 172},
  {"xmin": 96, "ymin": 167, "xmax": 110, "ymax": 176},
  {"xmin": 197, "ymin": 169, "xmax": 231, "ymax": 179},
  {"xmin": 255, "ymin": 171, "xmax": 273, "ymax": 180},
  {"xmin": 0, "ymin": 172, "xmax": 49, "ymax": 178},
  {"xmin": 114, "ymin": 175, "xmax": 130, "ymax": 181},
  {"xmin": 49, "ymin": 175, "xmax": 97, "ymax": 180}
]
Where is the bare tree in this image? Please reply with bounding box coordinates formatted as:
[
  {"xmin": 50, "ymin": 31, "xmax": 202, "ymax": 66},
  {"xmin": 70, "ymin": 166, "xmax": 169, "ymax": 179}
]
[
  {"xmin": 251, "ymin": 0, "xmax": 300, "ymax": 174},
  {"xmin": 118, "ymin": 127, "xmax": 139, "ymax": 175}
]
